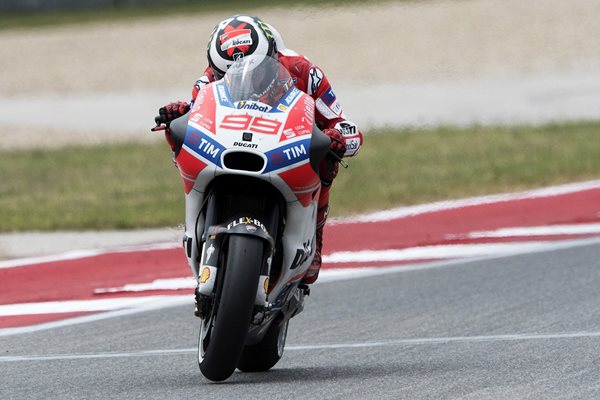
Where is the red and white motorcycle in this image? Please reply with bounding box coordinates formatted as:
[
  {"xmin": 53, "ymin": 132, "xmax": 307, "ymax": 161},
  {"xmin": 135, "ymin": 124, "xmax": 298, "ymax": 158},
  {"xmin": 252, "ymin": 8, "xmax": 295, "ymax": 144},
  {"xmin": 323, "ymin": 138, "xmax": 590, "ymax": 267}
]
[{"xmin": 154, "ymin": 55, "xmax": 332, "ymax": 381}]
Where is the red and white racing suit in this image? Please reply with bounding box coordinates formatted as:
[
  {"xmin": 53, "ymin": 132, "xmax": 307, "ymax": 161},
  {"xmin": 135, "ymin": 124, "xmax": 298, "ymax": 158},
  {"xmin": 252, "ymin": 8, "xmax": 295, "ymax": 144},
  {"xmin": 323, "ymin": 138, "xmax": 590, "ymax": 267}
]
[
  {"xmin": 191, "ymin": 48, "xmax": 364, "ymax": 281},
  {"xmin": 192, "ymin": 49, "xmax": 363, "ymax": 155}
]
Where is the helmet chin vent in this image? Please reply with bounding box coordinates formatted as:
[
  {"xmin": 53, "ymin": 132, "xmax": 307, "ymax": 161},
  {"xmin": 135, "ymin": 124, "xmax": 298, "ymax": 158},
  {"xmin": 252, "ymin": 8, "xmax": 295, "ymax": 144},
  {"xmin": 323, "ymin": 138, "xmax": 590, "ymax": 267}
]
[{"xmin": 223, "ymin": 151, "xmax": 265, "ymax": 172}]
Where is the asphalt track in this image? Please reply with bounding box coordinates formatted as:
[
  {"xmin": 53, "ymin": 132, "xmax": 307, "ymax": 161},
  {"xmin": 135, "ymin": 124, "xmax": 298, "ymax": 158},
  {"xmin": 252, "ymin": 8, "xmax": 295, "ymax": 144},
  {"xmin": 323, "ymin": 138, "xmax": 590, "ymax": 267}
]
[{"xmin": 2, "ymin": 239, "xmax": 600, "ymax": 399}]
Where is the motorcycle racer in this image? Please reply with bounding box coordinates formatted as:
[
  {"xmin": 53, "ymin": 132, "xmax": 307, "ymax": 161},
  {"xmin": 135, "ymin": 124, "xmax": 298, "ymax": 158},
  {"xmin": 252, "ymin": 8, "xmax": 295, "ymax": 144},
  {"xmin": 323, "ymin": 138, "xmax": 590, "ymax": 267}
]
[{"xmin": 158, "ymin": 14, "xmax": 363, "ymax": 284}]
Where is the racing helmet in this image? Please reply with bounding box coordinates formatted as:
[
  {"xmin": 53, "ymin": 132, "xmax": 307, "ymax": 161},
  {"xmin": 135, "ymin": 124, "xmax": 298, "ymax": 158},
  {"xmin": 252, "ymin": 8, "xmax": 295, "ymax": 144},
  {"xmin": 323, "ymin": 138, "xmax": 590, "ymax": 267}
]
[{"xmin": 207, "ymin": 15, "xmax": 278, "ymax": 80}]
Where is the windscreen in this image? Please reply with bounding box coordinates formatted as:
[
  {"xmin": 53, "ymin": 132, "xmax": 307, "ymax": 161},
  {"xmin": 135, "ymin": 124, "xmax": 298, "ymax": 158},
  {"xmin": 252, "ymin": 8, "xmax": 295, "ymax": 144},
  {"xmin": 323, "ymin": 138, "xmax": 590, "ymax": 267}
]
[{"xmin": 224, "ymin": 54, "xmax": 294, "ymax": 107}]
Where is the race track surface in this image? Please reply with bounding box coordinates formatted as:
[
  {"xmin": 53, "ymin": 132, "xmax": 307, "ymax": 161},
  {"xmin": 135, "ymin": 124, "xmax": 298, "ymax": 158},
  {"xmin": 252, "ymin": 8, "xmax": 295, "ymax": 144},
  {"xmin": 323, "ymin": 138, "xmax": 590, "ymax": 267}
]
[{"xmin": 2, "ymin": 240, "xmax": 600, "ymax": 399}]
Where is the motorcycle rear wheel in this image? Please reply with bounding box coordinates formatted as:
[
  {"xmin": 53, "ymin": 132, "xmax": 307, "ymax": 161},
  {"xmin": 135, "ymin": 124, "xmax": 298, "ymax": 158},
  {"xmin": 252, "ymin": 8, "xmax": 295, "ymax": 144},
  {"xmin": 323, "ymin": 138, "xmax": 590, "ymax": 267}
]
[
  {"xmin": 198, "ymin": 235, "xmax": 263, "ymax": 382},
  {"xmin": 237, "ymin": 317, "xmax": 289, "ymax": 372}
]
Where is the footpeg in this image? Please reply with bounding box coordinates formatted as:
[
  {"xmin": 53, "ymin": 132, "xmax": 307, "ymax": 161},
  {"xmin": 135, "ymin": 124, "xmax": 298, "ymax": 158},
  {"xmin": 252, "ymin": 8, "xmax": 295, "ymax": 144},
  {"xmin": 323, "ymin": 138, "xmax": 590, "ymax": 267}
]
[{"xmin": 298, "ymin": 284, "xmax": 310, "ymax": 296}]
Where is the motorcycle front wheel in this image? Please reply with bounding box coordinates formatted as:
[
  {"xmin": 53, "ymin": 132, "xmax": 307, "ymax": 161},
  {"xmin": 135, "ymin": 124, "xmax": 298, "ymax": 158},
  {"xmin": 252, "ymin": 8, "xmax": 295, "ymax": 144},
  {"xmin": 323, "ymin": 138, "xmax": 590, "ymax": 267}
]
[{"xmin": 198, "ymin": 234, "xmax": 263, "ymax": 382}]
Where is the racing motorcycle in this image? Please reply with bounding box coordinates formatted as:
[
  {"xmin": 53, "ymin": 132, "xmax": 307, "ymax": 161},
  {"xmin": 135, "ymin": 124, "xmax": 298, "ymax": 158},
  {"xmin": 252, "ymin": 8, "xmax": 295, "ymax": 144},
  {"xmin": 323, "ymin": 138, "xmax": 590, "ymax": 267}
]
[{"xmin": 153, "ymin": 55, "xmax": 332, "ymax": 381}]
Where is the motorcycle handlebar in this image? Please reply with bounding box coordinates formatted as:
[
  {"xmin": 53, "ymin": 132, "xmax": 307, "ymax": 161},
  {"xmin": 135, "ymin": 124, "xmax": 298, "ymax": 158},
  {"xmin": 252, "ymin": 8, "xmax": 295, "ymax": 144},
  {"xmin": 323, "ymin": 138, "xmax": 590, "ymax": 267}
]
[
  {"xmin": 151, "ymin": 114, "xmax": 168, "ymax": 132},
  {"xmin": 328, "ymin": 150, "xmax": 349, "ymax": 168},
  {"xmin": 155, "ymin": 114, "xmax": 167, "ymax": 125}
]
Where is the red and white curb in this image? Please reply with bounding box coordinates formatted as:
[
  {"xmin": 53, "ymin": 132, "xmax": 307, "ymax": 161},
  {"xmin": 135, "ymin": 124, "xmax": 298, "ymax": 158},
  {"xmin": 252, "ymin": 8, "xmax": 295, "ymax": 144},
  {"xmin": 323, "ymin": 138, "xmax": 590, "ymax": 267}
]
[{"xmin": 1, "ymin": 179, "xmax": 600, "ymax": 335}]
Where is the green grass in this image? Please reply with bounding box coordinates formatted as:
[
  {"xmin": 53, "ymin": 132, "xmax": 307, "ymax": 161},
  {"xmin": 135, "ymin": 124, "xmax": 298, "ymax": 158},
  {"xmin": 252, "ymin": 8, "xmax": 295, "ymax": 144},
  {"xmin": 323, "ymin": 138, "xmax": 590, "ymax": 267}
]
[
  {"xmin": 1, "ymin": 121, "xmax": 600, "ymax": 232},
  {"xmin": 0, "ymin": 142, "xmax": 183, "ymax": 231},
  {"xmin": 331, "ymin": 121, "xmax": 600, "ymax": 215},
  {"xmin": 0, "ymin": 0, "xmax": 397, "ymax": 31}
]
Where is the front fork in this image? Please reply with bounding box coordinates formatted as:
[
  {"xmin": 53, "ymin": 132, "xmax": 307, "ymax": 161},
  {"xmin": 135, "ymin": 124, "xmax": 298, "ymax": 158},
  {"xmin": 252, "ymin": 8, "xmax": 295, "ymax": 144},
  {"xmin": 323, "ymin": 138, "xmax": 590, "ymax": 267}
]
[{"xmin": 194, "ymin": 217, "xmax": 275, "ymax": 319}]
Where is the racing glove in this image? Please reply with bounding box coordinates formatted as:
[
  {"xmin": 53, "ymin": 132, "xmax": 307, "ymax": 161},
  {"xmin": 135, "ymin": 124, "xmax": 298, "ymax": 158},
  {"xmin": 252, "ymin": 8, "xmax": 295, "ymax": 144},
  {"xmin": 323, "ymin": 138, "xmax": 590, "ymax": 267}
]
[
  {"xmin": 158, "ymin": 101, "xmax": 190, "ymax": 124},
  {"xmin": 323, "ymin": 128, "xmax": 346, "ymax": 160},
  {"xmin": 320, "ymin": 128, "xmax": 347, "ymax": 186}
]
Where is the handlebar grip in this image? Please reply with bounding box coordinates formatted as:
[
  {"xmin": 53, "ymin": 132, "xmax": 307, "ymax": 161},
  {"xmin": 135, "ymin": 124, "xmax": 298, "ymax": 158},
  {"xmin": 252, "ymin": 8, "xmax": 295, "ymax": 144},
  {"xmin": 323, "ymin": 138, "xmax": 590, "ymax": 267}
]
[{"xmin": 155, "ymin": 114, "xmax": 167, "ymax": 125}]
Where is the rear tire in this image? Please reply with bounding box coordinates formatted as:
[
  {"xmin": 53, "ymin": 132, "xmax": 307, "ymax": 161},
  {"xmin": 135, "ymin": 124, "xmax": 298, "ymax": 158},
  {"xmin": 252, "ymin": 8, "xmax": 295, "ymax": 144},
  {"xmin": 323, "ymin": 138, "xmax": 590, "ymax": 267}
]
[
  {"xmin": 237, "ymin": 317, "xmax": 289, "ymax": 372},
  {"xmin": 198, "ymin": 235, "xmax": 263, "ymax": 382}
]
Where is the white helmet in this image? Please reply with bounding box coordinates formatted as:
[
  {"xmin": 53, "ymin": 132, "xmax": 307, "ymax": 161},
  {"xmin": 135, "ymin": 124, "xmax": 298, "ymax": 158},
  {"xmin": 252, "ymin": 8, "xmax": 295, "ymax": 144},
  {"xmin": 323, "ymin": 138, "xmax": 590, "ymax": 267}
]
[{"xmin": 207, "ymin": 15, "xmax": 278, "ymax": 80}]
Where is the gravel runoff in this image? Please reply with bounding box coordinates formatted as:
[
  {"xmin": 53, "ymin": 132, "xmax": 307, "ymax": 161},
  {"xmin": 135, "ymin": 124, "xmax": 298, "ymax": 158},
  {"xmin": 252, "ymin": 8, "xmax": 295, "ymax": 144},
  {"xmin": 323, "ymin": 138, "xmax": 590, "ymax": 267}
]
[
  {"xmin": 1, "ymin": 0, "xmax": 600, "ymax": 96},
  {"xmin": 3, "ymin": 68, "xmax": 600, "ymax": 151},
  {"xmin": 0, "ymin": 228, "xmax": 183, "ymax": 260},
  {"xmin": 1, "ymin": 0, "xmax": 600, "ymax": 150}
]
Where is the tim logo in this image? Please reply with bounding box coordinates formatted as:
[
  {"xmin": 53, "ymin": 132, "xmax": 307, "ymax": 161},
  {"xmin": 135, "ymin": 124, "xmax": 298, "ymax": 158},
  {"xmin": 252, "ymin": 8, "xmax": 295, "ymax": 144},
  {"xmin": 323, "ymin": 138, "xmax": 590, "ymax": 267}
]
[
  {"xmin": 188, "ymin": 132, "xmax": 221, "ymax": 161},
  {"xmin": 270, "ymin": 144, "xmax": 306, "ymax": 165}
]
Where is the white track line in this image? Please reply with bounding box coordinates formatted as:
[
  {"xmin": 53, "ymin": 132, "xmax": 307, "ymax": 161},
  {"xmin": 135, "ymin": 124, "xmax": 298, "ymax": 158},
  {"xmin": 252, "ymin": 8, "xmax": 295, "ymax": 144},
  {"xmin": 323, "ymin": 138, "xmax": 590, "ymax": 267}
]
[
  {"xmin": 2, "ymin": 236, "xmax": 600, "ymax": 338},
  {"xmin": 93, "ymin": 241, "xmax": 589, "ymax": 293},
  {"xmin": 0, "ymin": 295, "xmax": 190, "ymax": 317},
  {"xmin": 454, "ymin": 223, "xmax": 600, "ymax": 239},
  {"xmin": 0, "ymin": 242, "xmax": 179, "ymax": 270},
  {"xmin": 95, "ymin": 278, "xmax": 196, "ymax": 294},
  {"xmin": 0, "ymin": 296, "xmax": 190, "ymax": 337},
  {"xmin": 323, "ymin": 242, "xmax": 556, "ymax": 263},
  {"xmin": 3, "ymin": 330, "xmax": 600, "ymax": 363},
  {"xmin": 332, "ymin": 179, "xmax": 600, "ymax": 224}
]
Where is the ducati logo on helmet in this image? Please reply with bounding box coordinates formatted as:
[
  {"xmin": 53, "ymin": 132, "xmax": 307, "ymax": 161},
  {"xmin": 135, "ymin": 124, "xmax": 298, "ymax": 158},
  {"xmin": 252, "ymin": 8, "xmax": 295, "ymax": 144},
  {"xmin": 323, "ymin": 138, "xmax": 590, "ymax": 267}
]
[{"xmin": 219, "ymin": 25, "xmax": 253, "ymax": 56}]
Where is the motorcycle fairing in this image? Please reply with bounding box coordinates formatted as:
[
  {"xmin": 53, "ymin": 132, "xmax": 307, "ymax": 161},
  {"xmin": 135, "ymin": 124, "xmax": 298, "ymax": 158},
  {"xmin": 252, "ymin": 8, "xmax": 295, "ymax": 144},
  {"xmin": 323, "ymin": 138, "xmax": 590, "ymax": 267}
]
[{"xmin": 177, "ymin": 81, "xmax": 320, "ymax": 205}]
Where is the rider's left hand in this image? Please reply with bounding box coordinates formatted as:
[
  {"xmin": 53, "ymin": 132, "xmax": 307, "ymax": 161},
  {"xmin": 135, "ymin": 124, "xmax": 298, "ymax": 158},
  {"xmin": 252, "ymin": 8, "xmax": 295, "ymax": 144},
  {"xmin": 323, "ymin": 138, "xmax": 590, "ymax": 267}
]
[{"xmin": 323, "ymin": 128, "xmax": 346, "ymax": 160}]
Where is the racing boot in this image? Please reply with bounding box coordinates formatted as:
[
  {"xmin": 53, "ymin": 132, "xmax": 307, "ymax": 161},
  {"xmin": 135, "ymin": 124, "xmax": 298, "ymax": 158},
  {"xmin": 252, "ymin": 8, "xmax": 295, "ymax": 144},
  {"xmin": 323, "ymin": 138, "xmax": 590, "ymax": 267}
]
[
  {"xmin": 301, "ymin": 202, "xmax": 329, "ymax": 285},
  {"xmin": 302, "ymin": 143, "xmax": 342, "ymax": 284}
]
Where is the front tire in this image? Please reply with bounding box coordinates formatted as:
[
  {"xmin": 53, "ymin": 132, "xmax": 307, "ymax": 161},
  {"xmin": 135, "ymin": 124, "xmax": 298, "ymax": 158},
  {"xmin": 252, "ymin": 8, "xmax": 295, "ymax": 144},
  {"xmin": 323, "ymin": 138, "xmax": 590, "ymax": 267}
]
[{"xmin": 198, "ymin": 235, "xmax": 263, "ymax": 381}]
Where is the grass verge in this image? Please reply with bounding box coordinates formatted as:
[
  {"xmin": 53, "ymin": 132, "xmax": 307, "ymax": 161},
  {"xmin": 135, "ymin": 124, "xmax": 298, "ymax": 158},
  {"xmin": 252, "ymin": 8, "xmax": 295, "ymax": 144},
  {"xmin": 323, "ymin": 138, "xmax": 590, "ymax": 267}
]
[{"xmin": 1, "ymin": 121, "xmax": 600, "ymax": 232}]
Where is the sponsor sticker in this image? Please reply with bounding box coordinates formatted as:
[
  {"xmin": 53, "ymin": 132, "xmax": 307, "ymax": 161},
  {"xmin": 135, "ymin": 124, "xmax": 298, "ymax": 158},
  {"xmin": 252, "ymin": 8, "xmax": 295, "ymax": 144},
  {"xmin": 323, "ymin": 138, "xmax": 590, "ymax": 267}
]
[
  {"xmin": 264, "ymin": 139, "xmax": 311, "ymax": 172},
  {"xmin": 283, "ymin": 87, "xmax": 301, "ymax": 106},
  {"xmin": 200, "ymin": 267, "xmax": 211, "ymax": 284},
  {"xmin": 206, "ymin": 244, "xmax": 215, "ymax": 262},
  {"xmin": 185, "ymin": 128, "xmax": 225, "ymax": 166},
  {"xmin": 233, "ymin": 141, "xmax": 258, "ymax": 149},
  {"xmin": 227, "ymin": 217, "xmax": 268, "ymax": 234},
  {"xmin": 344, "ymin": 137, "xmax": 361, "ymax": 156},
  {"xmin": 336, "ymin": 121, "xmax": 359, "ymax": 137},
  {"xmin": 220, "ymin": 28, "xmax": 253, "ymax": 51},
  {"xmin": 308, "ymin": 68, "xmax": 323, "ymax": 95},
  {"xmin": 217, "ymin": 84, "xmax": 231, "ymax": 105},
  {"xmin": 238, "ymin": 101, "xmax": 270, "ymax": 113},
  {"xmin": 320, "ymin": 88, "xmax": 336, "ymax": 106},
  {"xmin": 290, "ymin": 240, "xmax": 312, "ymax": 270},
  {"xmin": 190, "ymin": 112, "xmax": 215, "ymax": 133}
]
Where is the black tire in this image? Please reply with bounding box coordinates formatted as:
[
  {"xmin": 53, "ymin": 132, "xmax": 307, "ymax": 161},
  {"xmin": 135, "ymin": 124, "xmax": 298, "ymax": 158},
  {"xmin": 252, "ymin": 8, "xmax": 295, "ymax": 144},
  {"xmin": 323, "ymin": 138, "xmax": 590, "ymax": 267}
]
[
  {"xmin": 237, "ymin": 317, "xmax": 289, "ymax": 372},
  {"xmin": 199, "ymin": 235, "xmax": 263, "ymax": 382}
]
